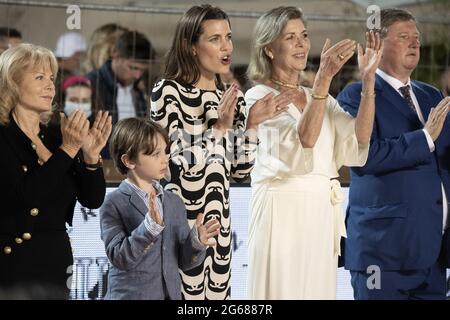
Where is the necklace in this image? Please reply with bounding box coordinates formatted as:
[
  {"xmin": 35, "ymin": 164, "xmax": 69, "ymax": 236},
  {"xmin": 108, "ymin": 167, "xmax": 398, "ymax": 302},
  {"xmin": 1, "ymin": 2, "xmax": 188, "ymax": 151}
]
[{"xmin": 270, "ymin": 78, "xmax": 300, "ymax": 90}]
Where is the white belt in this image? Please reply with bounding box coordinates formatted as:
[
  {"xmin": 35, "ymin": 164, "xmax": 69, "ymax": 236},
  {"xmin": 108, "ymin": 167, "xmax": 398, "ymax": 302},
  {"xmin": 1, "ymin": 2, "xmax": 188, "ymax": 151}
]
[{"xmin": 330, "ymin": 179, "xmax": 347, "ymax": 256}]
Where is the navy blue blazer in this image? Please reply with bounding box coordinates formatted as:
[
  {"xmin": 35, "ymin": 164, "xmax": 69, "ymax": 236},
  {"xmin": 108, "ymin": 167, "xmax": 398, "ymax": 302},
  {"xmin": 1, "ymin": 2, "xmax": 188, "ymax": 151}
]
[{"xmin": 337, "ymin": 74, "xmax": 450, "ymax": 271}]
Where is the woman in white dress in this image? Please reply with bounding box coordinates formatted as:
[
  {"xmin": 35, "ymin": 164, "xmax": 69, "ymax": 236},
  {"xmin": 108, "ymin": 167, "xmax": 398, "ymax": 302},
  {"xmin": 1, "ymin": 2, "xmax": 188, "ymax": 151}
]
[{"xmin": 245, "ymin": 6, "xmax": 383, "ymax": 299}]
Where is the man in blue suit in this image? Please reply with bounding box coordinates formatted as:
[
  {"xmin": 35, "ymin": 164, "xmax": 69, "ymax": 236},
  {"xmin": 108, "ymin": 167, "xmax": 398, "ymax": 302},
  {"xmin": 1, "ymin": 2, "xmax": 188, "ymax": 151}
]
[{"xmin": 337, "ymin": 8, "xmax": 450, "ymax": 299}]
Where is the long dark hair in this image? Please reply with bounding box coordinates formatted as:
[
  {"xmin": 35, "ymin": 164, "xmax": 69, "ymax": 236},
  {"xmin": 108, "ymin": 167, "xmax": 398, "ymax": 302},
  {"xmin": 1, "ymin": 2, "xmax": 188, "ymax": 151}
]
[{"xmin": 163, "ymin": 4, "xmax": 230, "ymax": 88}]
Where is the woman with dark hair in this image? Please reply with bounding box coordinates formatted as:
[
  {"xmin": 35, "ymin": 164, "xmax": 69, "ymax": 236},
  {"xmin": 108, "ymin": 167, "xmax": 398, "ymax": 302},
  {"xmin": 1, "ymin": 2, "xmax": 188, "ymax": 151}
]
[{"xmin": 151, "ymin": 5, "xmax": 293, "ymax": 299}]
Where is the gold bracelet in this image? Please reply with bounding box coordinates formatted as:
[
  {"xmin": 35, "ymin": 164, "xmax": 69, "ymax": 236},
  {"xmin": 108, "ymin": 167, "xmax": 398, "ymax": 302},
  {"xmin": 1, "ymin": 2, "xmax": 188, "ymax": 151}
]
[
  {"xmin": 310, "ymin": 92, "xmax": 328, "ymax": 100},
  {"xmin": 361, "ymin": 91, "xmax": 376, "ymax": 98}
]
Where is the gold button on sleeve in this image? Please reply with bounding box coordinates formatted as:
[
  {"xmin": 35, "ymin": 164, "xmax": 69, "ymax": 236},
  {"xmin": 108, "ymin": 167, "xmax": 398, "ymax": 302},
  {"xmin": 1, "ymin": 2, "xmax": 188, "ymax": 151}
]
[
  {"xmin": 22, "ymin": 233, "xmax": 31, "ymax": 240},
  {"xmin": 30, "ymin": 208, "xmax": 39, "ymax": 216}
]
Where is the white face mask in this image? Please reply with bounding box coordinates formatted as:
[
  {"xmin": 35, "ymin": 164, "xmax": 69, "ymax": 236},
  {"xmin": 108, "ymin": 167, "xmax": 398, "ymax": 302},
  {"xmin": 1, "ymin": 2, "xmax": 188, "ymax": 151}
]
[{"xmin": 64, "ymin": 101, "xmax": 92, "ymax": 118}]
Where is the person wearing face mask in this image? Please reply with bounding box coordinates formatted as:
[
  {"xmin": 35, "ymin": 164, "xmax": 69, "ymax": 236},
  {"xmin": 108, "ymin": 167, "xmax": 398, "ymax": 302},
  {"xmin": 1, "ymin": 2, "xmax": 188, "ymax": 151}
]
[
  {"xmin": 53, "ymin": 32, "xmax": 88, "ymax": 108},
  {"xmin": 61, "ymin": 75, "xmax": 94, "ymax": 118},
  {"xmin": 151, "ymin": 4, "xmax": 294, "ymax": 300}
]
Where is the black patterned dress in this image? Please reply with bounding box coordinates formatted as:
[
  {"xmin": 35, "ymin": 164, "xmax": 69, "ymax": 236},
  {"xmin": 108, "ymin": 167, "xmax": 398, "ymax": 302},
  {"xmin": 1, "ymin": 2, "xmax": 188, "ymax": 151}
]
[{"xmin": 151, "ymin": 79, "xmax": 256, "ymax": 299}]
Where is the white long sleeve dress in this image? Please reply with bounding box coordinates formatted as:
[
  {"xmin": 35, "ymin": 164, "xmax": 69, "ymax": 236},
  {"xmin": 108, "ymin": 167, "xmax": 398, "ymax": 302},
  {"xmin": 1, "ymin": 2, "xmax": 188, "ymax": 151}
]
[{"xmin": 245, "ymin": 84, "xmax": 369, "ymax": 299}]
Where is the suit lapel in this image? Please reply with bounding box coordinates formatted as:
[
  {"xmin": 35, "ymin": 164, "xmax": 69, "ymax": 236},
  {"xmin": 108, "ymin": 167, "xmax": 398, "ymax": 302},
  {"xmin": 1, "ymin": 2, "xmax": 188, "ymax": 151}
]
[
  {"xmin": 411, "ymin": 81, "xmax": 433, "ymax": 121},
  {"xmin": 161, "ymin": 191, "xmax": 170, "ymax": 225},
  {"xmin": 160, "ymin": 191, "xmax": 171, "ymax": 244},
  {"xmin": 118, "ymin": 181, "xmax": 148, "ymax": 217},
  {"xmin": 376, "ymin": 75, "xmax": 421, "ymax": 126}
]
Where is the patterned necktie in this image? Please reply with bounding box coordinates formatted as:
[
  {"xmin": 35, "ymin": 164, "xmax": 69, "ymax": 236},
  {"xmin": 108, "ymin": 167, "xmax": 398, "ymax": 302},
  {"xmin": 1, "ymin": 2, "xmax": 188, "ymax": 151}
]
[{"xmin": 399, "ymin": 85, "xmax": 416, "ymax": 113}]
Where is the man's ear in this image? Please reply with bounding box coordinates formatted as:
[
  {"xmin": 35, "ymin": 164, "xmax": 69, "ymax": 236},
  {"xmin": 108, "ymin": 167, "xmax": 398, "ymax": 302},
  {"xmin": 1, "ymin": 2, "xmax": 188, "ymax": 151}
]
[{"xmin": 121, "ymin": 154, "xmax": 135, "ymax": 170}]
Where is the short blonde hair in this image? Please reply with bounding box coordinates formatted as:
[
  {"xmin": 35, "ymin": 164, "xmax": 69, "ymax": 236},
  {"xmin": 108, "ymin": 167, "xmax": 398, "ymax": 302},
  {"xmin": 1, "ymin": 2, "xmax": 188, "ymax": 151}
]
[
  {"xmin": 0, "ymin": 43, "xmax": 58, "ymax": 125},
  {"xmin": 247, "ymin": 6, "xmax": 305, "ymax": 83}
]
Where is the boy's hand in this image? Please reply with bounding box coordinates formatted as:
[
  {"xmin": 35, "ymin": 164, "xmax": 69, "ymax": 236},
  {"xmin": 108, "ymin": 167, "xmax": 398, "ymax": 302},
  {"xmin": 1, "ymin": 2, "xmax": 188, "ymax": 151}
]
[
  {"xmin": 148, "ymin": 191, "xmax": 163, "ymax": 225},
  {"xmin": 195, "ymin": 213, "xmax": 220, "ymax": 247}
]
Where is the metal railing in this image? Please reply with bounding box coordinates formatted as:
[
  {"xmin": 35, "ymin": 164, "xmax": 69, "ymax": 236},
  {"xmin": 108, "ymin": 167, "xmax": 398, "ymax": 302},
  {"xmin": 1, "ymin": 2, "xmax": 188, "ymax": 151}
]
[{"xmin": 0, "ymin": 0, "xmax": 449, "ymax": 24}]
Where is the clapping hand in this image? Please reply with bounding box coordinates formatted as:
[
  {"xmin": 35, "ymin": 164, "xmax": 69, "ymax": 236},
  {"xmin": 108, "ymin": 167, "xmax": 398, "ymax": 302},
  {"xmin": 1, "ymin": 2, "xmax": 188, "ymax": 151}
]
[
  {"xmin": 214, "ymin": 83, "xmax": 239, "ymax": 133},
  {"xmin": 60, "ymin": 110, "xmax": 90, "ymax": 158},
  {"xmin": 246, "ymin": 90, "xmax": 295, "ymax": 130},
  {"xmin": 316, "ymin": 38, "xmax": 357, "ymax": 81},
  {"xmin": 195, "ymin": 213, "xmax": 221, "ymax": 247},
  {"xmin": 358, "ymin": 30, "xmax": 383, "ymax": 81},
  {"xmin": 424, "ymin": 96, "xmax": 450, "ymax": 141},
  {"xmin": 148, "ymin": 189, "xmax": 163, "ymax": 225},
  {"xmin": 81, "ymin": 111, "xmax": 112, "ymax": 163}
]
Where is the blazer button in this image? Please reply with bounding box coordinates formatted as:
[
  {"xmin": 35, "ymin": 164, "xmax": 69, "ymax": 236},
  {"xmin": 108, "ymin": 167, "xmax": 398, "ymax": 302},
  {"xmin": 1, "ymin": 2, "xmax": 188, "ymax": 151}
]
[
  {"xmin": 22, "ymin": 233, "xmax": 32, "ymax": 240},
  {"xmin": 37, "ymin": 158, "xmax": 44, "ymax": 165},
  {"xmin": 15, "ymin": 237, "xmax": 23, "ymax": 244},
  {"xmin": 31, "ymin": 143, "xmax": 36, "ymax": 150},
  {"xmin": 22, "ymin": 165, "xmax": 28, "ymax": 173},
  {"xmin": 30, "ymin": 208, "xmax": 39, "ymax": 217},
  {"xmin": 3, "ymin": 246, "xmax": 12, "ymax": 254}
]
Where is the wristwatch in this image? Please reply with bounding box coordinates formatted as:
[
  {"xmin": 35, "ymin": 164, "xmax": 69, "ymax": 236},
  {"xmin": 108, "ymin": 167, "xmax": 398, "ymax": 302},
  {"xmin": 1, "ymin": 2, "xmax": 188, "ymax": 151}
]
[{"xmin": 85, "ymin": 155, "xmax": 103, "ymax": 169}]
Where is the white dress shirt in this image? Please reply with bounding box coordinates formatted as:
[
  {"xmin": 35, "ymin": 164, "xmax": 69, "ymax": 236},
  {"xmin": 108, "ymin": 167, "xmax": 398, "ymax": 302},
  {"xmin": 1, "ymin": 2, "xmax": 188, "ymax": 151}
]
[{"xmin": 116, "ymin": 84, "xmax": 136, "ymax": 120}]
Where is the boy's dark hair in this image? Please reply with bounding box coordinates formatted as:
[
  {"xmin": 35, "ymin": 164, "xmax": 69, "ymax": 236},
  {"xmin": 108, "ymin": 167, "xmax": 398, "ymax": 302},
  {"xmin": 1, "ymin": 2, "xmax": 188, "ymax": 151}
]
[
  {"xmin": 109, "ymin": 118, "xmax": 169, "ymax": 175},
  {"xmin": 0, "ymin": 27, "xmax": 22, "ymax": 38},
  {"xmin": 113, "ymin": 30, "xmax": 155, "ymax": 61}
]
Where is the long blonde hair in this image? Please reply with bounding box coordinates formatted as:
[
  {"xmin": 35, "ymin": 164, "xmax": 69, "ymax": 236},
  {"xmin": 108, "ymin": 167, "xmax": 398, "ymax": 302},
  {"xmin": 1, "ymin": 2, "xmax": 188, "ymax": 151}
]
[{"xmin": 0, "ymin": 43, "xmax": 58, "ymax": 125}]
